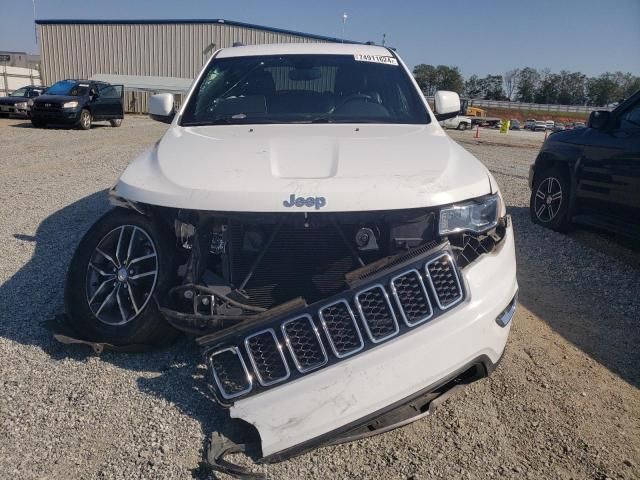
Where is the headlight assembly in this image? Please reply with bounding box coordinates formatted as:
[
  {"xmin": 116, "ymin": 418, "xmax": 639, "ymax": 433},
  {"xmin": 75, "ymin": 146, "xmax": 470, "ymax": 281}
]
[
  {"xmin": 439, "ymin": 194, "xmax": 500, "ymax": 235},
  {"xmin": 62, "ymin": 101, "xmax": 79, "ymax": 109},
  {"xmin": 14, "ymin": 102, "xmax": 28, "ymax": 109}
]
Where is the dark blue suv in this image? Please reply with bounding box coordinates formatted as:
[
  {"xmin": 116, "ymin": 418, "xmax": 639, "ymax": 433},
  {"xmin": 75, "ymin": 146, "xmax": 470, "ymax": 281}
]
[{"xmin": 31, "ymin": 79, "xmax": 124, "ymax": 130}]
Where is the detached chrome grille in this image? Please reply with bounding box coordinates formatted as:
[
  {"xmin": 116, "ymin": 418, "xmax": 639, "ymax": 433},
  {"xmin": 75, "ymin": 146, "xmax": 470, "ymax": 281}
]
[
  {"xmin": 282, "ymin": 315, "xmax": 327, "ymax": 373},
  {"xmin": 245, "ymin": 329, "xmax": 290, "ymax": 386},
  {"xmin": 319, "ymin": 300, "xmax": 364, "ymax": 358},
  {"xmin": 355, "ymin": 285, "xmax": 399, "ymax": 343},
  {"xmin": 391, "ymin": 269, "xmax": 433, "ymax": 326},
  {"xmin": 426, "ymin": 254, "xmax": 463, "ymax": 309},
  {"xmin": 208, "ymin": 347, "xmax": 252, "ymax": 400},
  {"xmin": 204, "ymin": 246, "xmax": 465, "ymax": 405}
]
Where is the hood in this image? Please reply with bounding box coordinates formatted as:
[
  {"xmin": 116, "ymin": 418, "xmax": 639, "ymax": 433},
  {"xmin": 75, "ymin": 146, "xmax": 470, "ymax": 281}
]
[
  {"xmin": 0, "ymin": 96, "xmax": 25, "ymax": 106},
  {"xmin": 33, "ymin": 94, "xmax": 79, "ymax": 105},
  {"xmin": 115, "ymin": 123, "xmax": 493, "ymax": 212},
  {"xmin": 546, "ymin": 127, "xmax": 590, "ymax": 144}
]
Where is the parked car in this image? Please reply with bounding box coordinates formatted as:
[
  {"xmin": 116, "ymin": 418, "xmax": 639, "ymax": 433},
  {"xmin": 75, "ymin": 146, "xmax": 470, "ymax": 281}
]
[
  {"xmin": 532, "ymin": 120, "xmax": 546, "ymax": 131},
  {"xmin": 545, "ymin": 120, "xmax": 555, "ymax": 130},
  {"xmin": 552, "ymin": 122, "xmax": 565, "ymax": 132},
  {"xmin": 510, "ymin": 119, "xmax": 521, "ymax": 130},
  {"xmin": 62, "ymin": 43, "xmax": 517, "ymax": 470},
  {"xmin": 0, "ymin": 85, "xmax": 47, "ymax": 117},
  {"xmin": 529, "ymin": 89, "xmax": 640, "ymax": 239},
  {"xmin": 573, "ymin": 121, "xmax": 586, "ymax": 129},
  {"xmin": 524, "ymin": 118, "xmax": 536, "ymax": 130},
  {"xmin": 30, "ymin": 79, "xmax": 124, "ymax": 129},
  {"xmin": 439, "ymin": 114, "xmax": 472, "ymax": 130}
]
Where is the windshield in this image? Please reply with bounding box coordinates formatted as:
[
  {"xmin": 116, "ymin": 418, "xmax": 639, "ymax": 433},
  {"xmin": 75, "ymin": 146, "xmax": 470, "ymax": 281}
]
[
  {"xmin": 46, "ymin": 80, "xmax": 89, "ymax": 96},
  {"xmin": 181, "ymin": 54, "xmax": 429, "ymax": 126},
  {"xmin": 10, "ymin": 88, "xmax": 27, "ymax": 97}
]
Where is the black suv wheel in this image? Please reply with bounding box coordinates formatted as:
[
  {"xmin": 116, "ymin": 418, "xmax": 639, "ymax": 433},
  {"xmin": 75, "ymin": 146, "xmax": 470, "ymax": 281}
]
[{"xmin": 530, "ymin": 166, "xmax": 572, "ymax": 232}]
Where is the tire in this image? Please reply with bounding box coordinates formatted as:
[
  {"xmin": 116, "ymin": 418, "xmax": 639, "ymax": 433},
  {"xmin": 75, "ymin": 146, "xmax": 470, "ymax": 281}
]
[
  {"xmin": 529, "ymin": 166, "xmax": 572, "ymax": 232},
  {"xmin": 64, "ymin": 207, "xmax": 179, "ymax": 346},
  {"xmin": 31, "ymin": 118, "xmax": 47, "ymax": 128},
  {"xmin": 458, "ymin": 122, "xmax": 468, "ymax": 131},
  {"xmin": 78, "ymin": 109, "xmax": 92, "ymax": 130},
  {"xmin": 110, "ymin": 118, "xmax": 123, "ymax": 127}
]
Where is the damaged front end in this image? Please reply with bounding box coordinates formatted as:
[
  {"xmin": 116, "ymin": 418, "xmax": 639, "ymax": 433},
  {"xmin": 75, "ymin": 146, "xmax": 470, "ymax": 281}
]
[
  {"xmin": 154, "ymin": 200, "xmax": 507, "ymax": 336},
  {"xmin": 60, "ymin": 188, "xmax": 514, "ymax": 477},
  {"xmin": 130, "ymin": 193, "xmax": 513, "ymax": 470}
]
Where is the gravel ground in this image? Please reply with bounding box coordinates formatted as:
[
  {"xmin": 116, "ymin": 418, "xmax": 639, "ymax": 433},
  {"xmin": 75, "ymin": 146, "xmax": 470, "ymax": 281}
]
[{"xmin": 0, "ymin": 117, "xmax": 638, "ymax": 480}]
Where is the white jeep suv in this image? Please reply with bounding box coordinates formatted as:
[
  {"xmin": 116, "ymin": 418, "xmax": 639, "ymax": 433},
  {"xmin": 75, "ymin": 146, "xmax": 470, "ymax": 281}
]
[{"xmin": 64, "ymin": 43, "xmax": 517, "ymax": 470}]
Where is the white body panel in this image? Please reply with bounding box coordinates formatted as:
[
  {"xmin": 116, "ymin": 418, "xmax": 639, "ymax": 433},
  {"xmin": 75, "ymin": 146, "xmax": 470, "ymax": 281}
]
[
  {"xmin": 115, "ymin": 123, "xmax": 492, "ymax": 212},
  {"xmin": 231, "ymin": 224, "xmax": 517, "ymax": 457},
  {"xmin": 112, "ymin": 43, "xmax": 494, "ymax": 212}
]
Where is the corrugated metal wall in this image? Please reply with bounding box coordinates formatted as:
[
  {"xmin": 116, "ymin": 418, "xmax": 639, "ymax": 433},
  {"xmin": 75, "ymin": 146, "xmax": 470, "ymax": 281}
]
[{"xmin": 38, "ymin": 21, "xmax": 333, "ymax": 113}]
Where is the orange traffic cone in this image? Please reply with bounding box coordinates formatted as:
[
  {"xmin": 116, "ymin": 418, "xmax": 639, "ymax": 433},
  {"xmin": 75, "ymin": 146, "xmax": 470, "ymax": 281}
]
[{"xmin": 475, "ymin": 125, "xmax": 479, "ymax": 139}]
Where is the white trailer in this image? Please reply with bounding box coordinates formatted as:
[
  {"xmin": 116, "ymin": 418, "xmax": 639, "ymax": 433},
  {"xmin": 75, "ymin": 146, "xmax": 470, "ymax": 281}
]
[{"xmin": 0, "ymin": 64, "xmax": 42, "ymax": 97}]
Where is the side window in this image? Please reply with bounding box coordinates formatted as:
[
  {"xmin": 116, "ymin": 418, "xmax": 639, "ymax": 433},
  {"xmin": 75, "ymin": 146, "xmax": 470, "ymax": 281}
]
[
  {"xmin": 619, "ymin": 103, "xmax": 640, "ymax": 132},
  {"xmin": 98, "ymin": 85, "xmax": 122, "ymax": 99}
]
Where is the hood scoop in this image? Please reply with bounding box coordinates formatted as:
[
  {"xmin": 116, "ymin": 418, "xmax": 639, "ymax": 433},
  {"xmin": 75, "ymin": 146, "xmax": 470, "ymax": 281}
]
[{"xmin": 269, "ymin": 137, "xmax": 339, "ymax": 179}]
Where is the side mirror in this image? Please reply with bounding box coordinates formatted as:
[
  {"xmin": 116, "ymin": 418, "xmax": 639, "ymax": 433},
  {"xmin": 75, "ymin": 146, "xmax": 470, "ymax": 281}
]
[
  {"xmin": 149, "ymin": 93, "xmax": 175, "ymax": 124},
  {"xmin": 587, "ymin": 110, "xmax": 611, "ymax": 130},
  {"xmin": 434, "ymin": 90, "xmax": 461, "ymax": 121}
]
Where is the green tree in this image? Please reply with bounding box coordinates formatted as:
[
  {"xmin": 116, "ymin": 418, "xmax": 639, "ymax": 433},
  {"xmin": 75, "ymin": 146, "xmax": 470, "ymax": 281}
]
[
  {"xmin": 413, "ymin": 64, "xmax": 438, "ymax": 95},
  {"xmin": 587, "ymin": 73, "xmax": 619, "ymax": 106},
  {"xmin": 557, "ymin": 71, "xmax": 587, "ymax": 105},
  {"xmin": 412, "ymin": 64, "xmax": 464, "ymax": 95},
  {"xmin": 435, "ymin": 65, "xmax": 464, "ymax": 94},
  {"xmin": 464, "ymin": 74, "xmax": 483, "ymax": 98},
  {"xmin": 482, "ymin": 75, "xmax": 505, "ymax": 100},
  {"xmin": 515, "ymin": 67, "xmax": 540, "ymax": 102},
  {"xmin": 534, "ymin": 70, "xmax": 561, "ymax": 104}
]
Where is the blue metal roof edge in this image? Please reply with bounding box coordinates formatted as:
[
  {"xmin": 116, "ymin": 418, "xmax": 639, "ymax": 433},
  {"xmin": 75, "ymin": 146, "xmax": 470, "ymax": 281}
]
[{"xmin": 34, "ymin": 18, "xmax": 362, "ymax": 44}]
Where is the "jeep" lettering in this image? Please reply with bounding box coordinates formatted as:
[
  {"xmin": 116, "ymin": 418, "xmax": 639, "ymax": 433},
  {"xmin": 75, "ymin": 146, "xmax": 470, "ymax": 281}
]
[{"xmin": 283, "ymin": 194, "xmax": 326, "ymax": 210}]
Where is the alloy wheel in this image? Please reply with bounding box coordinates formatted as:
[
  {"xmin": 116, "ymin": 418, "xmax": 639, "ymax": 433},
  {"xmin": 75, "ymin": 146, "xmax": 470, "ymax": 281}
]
[
  {"xmin": 533, "ymin": 177, "xmax": 563, "ymax": 223},
  {"xmin": 85, "ymin": 225, "xmax": 158, "ymax": 326},
  {"xmin": 81, "ymin": 111, "xmax": 91, "ymax": 129}
]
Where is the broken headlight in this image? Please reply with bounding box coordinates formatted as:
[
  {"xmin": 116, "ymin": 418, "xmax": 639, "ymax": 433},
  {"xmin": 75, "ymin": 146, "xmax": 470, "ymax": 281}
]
[{"xmin": 439, "ymin": 194, "xmax": 500, "ymax": 235}]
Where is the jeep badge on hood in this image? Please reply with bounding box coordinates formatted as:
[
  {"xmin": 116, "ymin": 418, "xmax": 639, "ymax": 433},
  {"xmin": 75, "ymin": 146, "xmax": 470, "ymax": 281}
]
[{"xmin": 283, "ymin": 194, "xmax": 326, "ymax": 209}]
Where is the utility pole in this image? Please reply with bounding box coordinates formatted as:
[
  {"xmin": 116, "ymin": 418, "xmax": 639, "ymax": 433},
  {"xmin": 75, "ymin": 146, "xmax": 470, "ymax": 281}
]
[
  {"xmin": 341, "ymin": 12, "xmax": 348, "ymax": 41},
  {"xmin": 32, "ymin": 0, "xmax": 38, "ymax": 45}
]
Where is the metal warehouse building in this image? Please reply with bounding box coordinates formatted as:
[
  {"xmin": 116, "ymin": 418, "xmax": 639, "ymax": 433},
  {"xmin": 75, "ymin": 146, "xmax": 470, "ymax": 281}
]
[{"xmin": 36, "ymin": 19, "xmax": 351, "ymax": 112}]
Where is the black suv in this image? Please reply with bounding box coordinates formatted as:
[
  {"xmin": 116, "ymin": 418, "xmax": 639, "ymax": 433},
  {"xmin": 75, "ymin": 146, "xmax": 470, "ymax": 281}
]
[
  {"xmin": 31, "ymin": 79, "xmax": 124, "ymax": 130},
  {"xmin": 529, "ymin": 90, "xmax": 640, "ymax": 239}
]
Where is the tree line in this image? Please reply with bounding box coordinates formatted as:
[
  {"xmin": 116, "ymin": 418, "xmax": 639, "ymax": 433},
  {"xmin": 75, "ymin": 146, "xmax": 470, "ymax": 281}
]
[{"xmin": 412, "ymin": 64, "xmax": 640, "ymax": 107}]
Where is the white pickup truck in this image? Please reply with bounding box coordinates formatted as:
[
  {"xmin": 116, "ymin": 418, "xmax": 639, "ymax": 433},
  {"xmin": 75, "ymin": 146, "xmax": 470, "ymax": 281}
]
[
  {"xmin": 440, "ymin": 114, "xmax": 472, "ymax": 130},
  {"xmin": 63, "ymin": 43, "xmax": 517, "ymax": 473}
]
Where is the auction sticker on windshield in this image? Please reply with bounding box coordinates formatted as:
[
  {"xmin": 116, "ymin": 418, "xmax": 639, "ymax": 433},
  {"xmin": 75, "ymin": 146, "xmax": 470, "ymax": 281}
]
[{"xmin": 353, "ymin": 54, "xmax": 398, "ymax": 66}]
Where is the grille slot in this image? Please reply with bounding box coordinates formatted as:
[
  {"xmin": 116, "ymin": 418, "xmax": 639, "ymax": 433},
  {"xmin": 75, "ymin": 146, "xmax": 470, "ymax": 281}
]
[
  {"xmin": 281, "ymin": 315, "xmax": 328, "ymax": 373},
  {"xmin": 244, "ymin": 329, "xmax": 290, "ymax": 386},
  {"xmin": 425, "ymin": 254, "xmax": 463, "ymax": 309},
  {"xmin": 355, "ymin": 285, "xmax": 399, "ymax": 343},
  {"xmin": 208, "ymin": 347, "xmax": 252, "ymax": 399},
  {"xmin": 319, "ymin": 300, "xmax": 364, "ymax": 358},
  {"xmin": 391, "ymin": 269, "xmax": 433, "ymax": 326}
]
